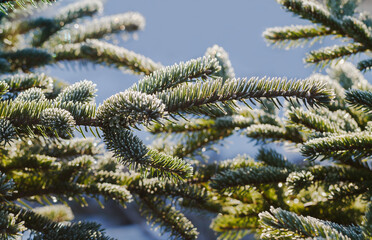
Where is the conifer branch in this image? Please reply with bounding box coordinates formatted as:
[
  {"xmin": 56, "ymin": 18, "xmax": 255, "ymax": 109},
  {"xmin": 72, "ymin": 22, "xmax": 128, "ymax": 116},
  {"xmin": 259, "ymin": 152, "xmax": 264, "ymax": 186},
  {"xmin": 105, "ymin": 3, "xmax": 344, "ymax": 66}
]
[
  {"xmin": 245, "ymin": 124, "xmax": 304, "ymax": 143},
  {"xmin": 0, "ymin": 203, "xmax": 114, "ymax": 240},
  {"xmin": 158, "ymin": 76, "xmax": 334, "ymax": 114},
  {"xmin": 103, "ymin": 128, "xmax": 193, "ymax": 180},
  {"xmin": 47, "ymin": 12, "xmax": 145, "ymax": 45},
  {"xmin": 210, "ymin": 166, "xmax": 290, "ymax": 191},
  {"xmin": 138, "ymin": 196, "xmax": 198, "ymax": 240},
  {"xmin": 301, "ymin": 132, "xmax": 372, "ymax": 161},
  {"xmin": 96, "ymin": 90, "xmax": 165, "ymax": 129},
  {"xmin": 289, "ymin": 108, "xmax": 343, "ymax": 133},
  {"xmin": 264, "ymin": 25, "xmax": 334, "ymax": 48},
  {"xmin": 130, "ymin": 56, "xmax": 221, "ymax": 94},
  {"xmin": 0, "ymin": 48, "xmax": 53, "ymax": 72},
  {"xmin": 346, "ymin": 89, "xmax": 372, "ymax": 113},
  {"xmin": 55, "ymin": 80, "xmax": 96, "ymax": 104},
  {"xmin": 0, "ymin": 0, "xmax": 56, "ymax": 14},
  {"xmin": 327, "ymin": 61, "xmax": 371, "ymax": 91},
  {"xmin": 358, "ymin": 59, "xmax": 372, "ymax": 72},
  {"xmin": 205, "ymin": 44, "xmax": 235, "ymax": 80},
  {"xmin": 32, "ymin": 0, "xmax": 103, "ymax": 46},
  {"xmin": 304, "ymin": 43, "xmax": 367, "ymax": 66},
  {"xmin": 259, "ymin": 207, "xmax": 365, "ymax": 240},
  {"xmin": 53, "ymin": 40, "xmax": 162, "ymax": 75},
  {"xmin": 256, "ymin": 148, "xmax": 295, "ymax": 169},
  {"xmin": 0, "ymin": 73, "xmax": 53, "ymax": 94}
]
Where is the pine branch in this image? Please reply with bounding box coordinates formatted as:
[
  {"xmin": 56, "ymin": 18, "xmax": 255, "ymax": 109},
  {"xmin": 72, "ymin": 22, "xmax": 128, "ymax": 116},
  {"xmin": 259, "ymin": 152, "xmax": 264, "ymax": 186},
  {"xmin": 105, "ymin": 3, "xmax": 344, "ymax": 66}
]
[
  {"xmin": 256, "ymin": 148, "xmax": 295, "ymax": 169},
  {"xmin": 205, "ymin": 44, "xmax": 235, "ymax": 80},
  {"xmin": 103, "ymin": 128, "xmax": 193, "ymax": 180},
  {"xmin": 327, "ymin": 61, "xmax": 371, "ymax": 91},
  {"xmin": 191, "ymin": 154, "xmax": 257, "ymax": 183},
  {"xmin": 277, "ymin": 0, "xmax": 344, "ymax": 33},
  {"xmin": 138, "ymin": 196, "xmax": 198, "ymax": 240},
  {"xmin": 346, "ymin": 89, "xmax": 372, "ymax": 113},
  {"xmin": 158, "ymin": 77, "xmax": 334, "ymax": 114},
  {"xmin": 211, "ymin": 214, "xmax": 255, "ymax": 240},
  {"xmin": 0, "ymin": 203, "xmax": 114, "ymax": 240},
  {"xmin": 210, "ymin": 166, "xmax": 290, "ymax": 192},
  {"xmin": 96, "ymin": 90, "xmax": 165, "ymax": 129},
  {"xmin": 259, "ymin": 207, "xmax": 365, "ymax": 240},
  {"xmin": 245, "ymin": 124, "xmax": 304, "ymax": 143},
  {"xmin": 33, "ymin": 204, "xmax": 73, "ymax": 222},
  {"xmin": 358, "ymin": 59, "xmax": 372, "ymax": 72},
  {"xmin": 0, "ymin": 48, "xmax": 53, "ymax": 72},
  {"xmin": 16, "ymin": 137, "xmax": 103, "ymax": 158},
  {"xmin": 301, "ymin": 132, "xmax": 372, "ymax": 161},
  {"xmin": 130, "ymin": 178, "xmax": 210, "ymax": 207},
  {"xmin": 0, "ymin": 0, "xmax": 56, "ymax": 14},
  {"xmin": 288, "ymin": 107, "xmax": 343, "ymax": 133},
  {"xmin": 47, "ymin": 12, "xmax": 145, "ymax": 45},
  {"xmin": 130, "ymin": 56, "xmax": 221, "ymax": 94},
  {"xmin": 0, "ymin": 73, "xmax": 53, "ymax": 94},
  {"xmin": 32, "ymin": 0, "xmax": 103, "ymax": 46},
  {"xmin": 0, "ymin": 209, "xmax": 25, "ymax": 239},
  {"xmin": 15, "ymin": 87, "xmax": 46, "ymax": 102},
  {"xmin": 263, "ymin": 25, "xmax": 334, "ymax": 48},
  {"xmin": 53, "ymin": 40, "xmax": 162, "ymax": 75},
  {"xmin": 55, "ymin": 80, "xmax": 96, "ymax": 104},
  {"xmin": 304, "ymin": 43, "xmax": 367, "ymax": 66}
]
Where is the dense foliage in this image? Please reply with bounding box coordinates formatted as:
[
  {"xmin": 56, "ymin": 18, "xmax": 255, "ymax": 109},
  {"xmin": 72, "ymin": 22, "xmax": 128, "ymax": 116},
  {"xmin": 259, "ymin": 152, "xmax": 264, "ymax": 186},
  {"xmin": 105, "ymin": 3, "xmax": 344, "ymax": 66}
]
[{"xmin": 0, "ymin": 0, "xmax": 370, "ymax": 239}]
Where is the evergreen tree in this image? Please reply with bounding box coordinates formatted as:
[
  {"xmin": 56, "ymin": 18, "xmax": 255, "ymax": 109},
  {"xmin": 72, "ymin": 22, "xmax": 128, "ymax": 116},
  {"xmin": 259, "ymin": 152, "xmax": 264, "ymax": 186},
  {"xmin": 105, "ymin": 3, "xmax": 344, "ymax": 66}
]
[{"xmin": 0, "ymin": 0, "xmax": 369, "ymax": 240}]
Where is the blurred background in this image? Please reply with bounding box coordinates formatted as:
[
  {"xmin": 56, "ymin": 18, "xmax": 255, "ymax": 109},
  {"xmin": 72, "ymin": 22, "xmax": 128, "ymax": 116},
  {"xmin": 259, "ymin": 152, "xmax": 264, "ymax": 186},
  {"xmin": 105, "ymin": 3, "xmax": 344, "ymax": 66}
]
[{"xmin": 32, "ymin": 0, "xmax": 372, "ymax": 239}]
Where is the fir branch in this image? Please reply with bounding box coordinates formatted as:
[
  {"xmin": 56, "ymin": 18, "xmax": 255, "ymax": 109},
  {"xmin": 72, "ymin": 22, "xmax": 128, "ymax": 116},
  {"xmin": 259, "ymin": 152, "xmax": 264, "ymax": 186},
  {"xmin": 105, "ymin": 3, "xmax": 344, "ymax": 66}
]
[
  {"xmin": 0, "ymin": 210, "xmax": 25, "ymax": 239},
  {"xmin": 16, "ymin": 137, "xmax": 103, "ymax": 158},
  {"xmin": 210, "ymin": 166, "xmax": 290, "ymax": 191},
  {"xmin": 263, "ymin": 25, "xmax": 334, "ymax": 48},
  {"xmin": 304, "ymin": 43, "xmax": 367, "ymax": 66},
  {"xmin": 0, "ymin": 48, "xmax": 53, "ymax": 72},
  {"xmin": 256, "ymin": 148, "xmax": 295, "ymax": 169},
  {"xmin": 211, "ymin": 214, "xmax": 255, "ymax": 240},
  {"xmin": 327, "ymin": 61, "xmax": 371, "ymax": 91},
  {"xmin": 33, "ymin": 204, "xmax": 73, "ymax": 222},
  {"xmin": 259, "ymin": 207, "xmax": 364, "ymax": 240},
  {"xmin": 0, "ymin": 173, "xmax": 14, "ymax": 201},
  {"xmin": 14, "ymin": 87, "xmax": 46, "ymax": 102},
  {"xmin": 342, "ymin": 16, "xmax": 372, "ymax": 48},
  {"xmin": 130, "ymin": 56, "xmax": 221, "ymax": 94},
  {"xmin": 301, "ymin": 132, "xmax": 372, "ymax": 161},
  {"xmin": 96, "ymin": 90, "xmax": 165, "ymax": 129},
  {"xmin": 55, "ymin": 80, "xmax": 96, "ymax": 104},
  {"xmin": 39, "ymin": 108, "xmax": 75, "ymax": 139},
  {"xmin": 358, "ymin": 59, "xmax": 372, "ymax": 72},
  {"xmin": 0, "ymin": 73, "xmax": 53, "ymax": 94},
  {"xmin": 158, "ymin": 77, "xmax": 334, "ymax": 114},
  {"xmin": 138, "ymin": 196, "xmax": 198, "ymax": 240},
  {"xmin": 277, "ymin": 0, "xmax": 344, "ymax": 33},
  {"xmin": 0, "ymin": 0, "xmax": 56, "ymax": 14},
  {"xmin": 346, "ymin": 89, "xmax": 372, "ymax": 113},
  {"xmin": 245, "ymin": 124, "xmax": 304, "ymax": 143},
  {"xmin": 103, "ymin": 128, "xmax": 193, "ymax": 180},
  {"xmin": 190, "ymin": 154, "xmax": 257, "ymax": 183},
  {"xmin": 288, "ymin": 108, "xmax": 343, "ymax": 133},
  {"xmin": 53, "ymin": 40, "xmax": 162, "ymax": 75},
  {"xmin": 0, "ymin": 203, "xmax": 114, "ymax": 240},
  {"xmin": 32, "ymin": 0, "xmax": 103, "ymax": 46},
  {"xmin": 130, "ymin": 178, "xmax": 209, "ymax": 206},
  {"xmin": 205, "ymin": 44, "xmax": 235, "ymax": 80},
  {"xmin": 47, "ymin": 12, "xmax": 145, "ymax": 45}
]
